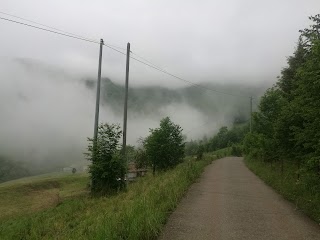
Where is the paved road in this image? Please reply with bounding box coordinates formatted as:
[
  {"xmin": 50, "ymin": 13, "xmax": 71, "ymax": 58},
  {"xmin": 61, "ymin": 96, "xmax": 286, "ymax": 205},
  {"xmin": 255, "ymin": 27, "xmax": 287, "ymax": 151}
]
[{"xmin": 159, "ymin": 157, "xmax": 320, "ymax": 240}]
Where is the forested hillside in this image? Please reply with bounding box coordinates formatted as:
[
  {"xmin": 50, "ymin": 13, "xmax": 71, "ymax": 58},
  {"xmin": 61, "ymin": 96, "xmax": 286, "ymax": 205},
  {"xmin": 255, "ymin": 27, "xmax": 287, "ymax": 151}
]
[{"xmin": 85, "ymin": 78, "xmax": 266, "ymax": 123}]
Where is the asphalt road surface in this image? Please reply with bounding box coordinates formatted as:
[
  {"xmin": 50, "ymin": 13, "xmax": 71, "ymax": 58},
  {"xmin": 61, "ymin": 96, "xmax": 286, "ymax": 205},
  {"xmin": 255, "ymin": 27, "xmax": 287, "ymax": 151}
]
[{"xmin": 159, "ymin": 157, "xmax": 320, "ymax": 240}]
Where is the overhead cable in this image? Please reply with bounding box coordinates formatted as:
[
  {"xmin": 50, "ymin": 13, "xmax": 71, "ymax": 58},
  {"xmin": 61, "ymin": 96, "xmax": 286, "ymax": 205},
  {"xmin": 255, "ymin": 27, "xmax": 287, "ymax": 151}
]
[
  {"xmin": 0, "ymin": 11, "xmax": 126, "ymax": 51},
  {"xmin": 0, "ymin": 14, "xmax": 251, "ymax": 99}
]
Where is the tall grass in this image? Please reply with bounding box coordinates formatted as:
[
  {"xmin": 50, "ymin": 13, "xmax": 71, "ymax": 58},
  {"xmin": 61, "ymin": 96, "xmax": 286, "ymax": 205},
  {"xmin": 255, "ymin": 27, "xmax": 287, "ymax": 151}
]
[
  {"xmin": 245, "ymin": 157, "xmax": 320, "ymax": 223},
  {"xmin": 0, "ymin": 154, "xmax": 216, "ymax": 240},
  {"xmin": 0, "ymin": 173, "xmax": 89, "ymax": 222}
]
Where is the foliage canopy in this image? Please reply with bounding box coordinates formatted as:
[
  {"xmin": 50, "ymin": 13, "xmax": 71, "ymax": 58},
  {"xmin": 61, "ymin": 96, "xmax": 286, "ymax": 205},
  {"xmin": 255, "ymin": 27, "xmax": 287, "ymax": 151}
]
[
  {"xmin": 244, "ymin": 14, "xmax": 320, "ymax": 185},
  {"xmin": 144, "ymin": 117, "xmax": 185, "ymax": 173}
]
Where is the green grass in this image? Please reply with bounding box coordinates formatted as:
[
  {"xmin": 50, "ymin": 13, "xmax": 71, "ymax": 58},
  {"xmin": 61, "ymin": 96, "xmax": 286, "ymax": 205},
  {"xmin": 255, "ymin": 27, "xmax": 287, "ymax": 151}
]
[
  {"xmin": 212, "ymin": 147, "xmax": 232, "ymax": 157},
  {"xmin": 0, "ymin": 153, "xmax": 217, "ymax": 240},
  {"xmin": 0, "ymin": 173, "xmax": 89, "ymax": 222},
  {"xmin": 245, "ymin": 157, "xmax": 320, "ymax": 223}
]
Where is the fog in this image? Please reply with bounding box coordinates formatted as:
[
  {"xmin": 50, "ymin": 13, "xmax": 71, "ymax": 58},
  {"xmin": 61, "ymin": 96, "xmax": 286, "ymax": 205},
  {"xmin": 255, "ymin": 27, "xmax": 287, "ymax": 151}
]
[
  {"xmin": 0, "ymin": 58, "xmax": 251, "ymax": 170},
  {"xmin": 1, "ymin": 0, "xmax": 320, "ymax": 171}
]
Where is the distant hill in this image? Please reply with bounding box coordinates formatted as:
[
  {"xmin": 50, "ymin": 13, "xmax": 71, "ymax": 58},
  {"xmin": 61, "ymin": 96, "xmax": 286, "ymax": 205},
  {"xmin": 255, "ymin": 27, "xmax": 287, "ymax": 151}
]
[
  {"xmin": 0, "ymin": 58, "xmax": 271, "ymax": 181},
  {"xmin": 85, "ymin": 78, "xmax": 268, "ymax": 124}
]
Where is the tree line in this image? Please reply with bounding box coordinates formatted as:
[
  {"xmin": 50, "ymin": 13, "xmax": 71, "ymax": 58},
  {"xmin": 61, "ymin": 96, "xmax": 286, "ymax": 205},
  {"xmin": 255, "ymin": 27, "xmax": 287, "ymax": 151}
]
[
  {"xmin": 185, "ymin": 124, "xmax": 247, "ymax": 158},
  {"xmin": 243, "ymin": 15, "xmax": 320, "ymax": 187},
  {"xmin": 0, "ymin": 156, "xmax": 30, "ymax": 183}
]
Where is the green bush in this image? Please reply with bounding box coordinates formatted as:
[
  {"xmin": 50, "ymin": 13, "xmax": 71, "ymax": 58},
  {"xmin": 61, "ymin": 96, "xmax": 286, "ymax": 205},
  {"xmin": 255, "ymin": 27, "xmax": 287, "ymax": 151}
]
[
  {"xmin": 134, "ymin": 148, "xmax": 149, "ymax": 169},
  {"xmin": 196, "ymin": 145, "xmax": 204, "ymax": 160},
  {"xmin": 85, "ymin": 123, "xmax": 125, "ymax": 194},
  {"xmin": 231, "ymin": 144, "xmax": 242, "ymax": 157}
]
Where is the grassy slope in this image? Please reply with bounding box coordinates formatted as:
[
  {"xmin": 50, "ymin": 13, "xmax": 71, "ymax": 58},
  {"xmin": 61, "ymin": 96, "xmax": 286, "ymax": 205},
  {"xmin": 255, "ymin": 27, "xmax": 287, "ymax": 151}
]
[
  {"xmin": 245, "ymin": 157, "xmax": 320, "ymax": 223},
  {"xmin": 0, "ymin": 153, "xmax": 218, "ymax": 240},
  {"xmin": 0, "ymin": 173, "xmax": 89, "ymax": 222}
]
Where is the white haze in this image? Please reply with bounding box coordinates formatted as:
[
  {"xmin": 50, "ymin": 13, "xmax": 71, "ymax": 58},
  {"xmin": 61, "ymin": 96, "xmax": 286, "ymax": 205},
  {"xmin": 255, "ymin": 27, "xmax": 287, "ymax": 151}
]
[{"xmin": 0, "ymin": 59, "xmax": 227, "ymax": 167}]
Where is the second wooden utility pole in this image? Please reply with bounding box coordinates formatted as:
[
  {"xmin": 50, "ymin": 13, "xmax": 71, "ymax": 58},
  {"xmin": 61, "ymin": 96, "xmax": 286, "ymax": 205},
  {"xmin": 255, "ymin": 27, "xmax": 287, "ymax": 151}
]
[
  {"xmin": 250, "ymin": 96, "xmax": 253, "ymax": 133},
  {"xmin": 92, "ymin": 39, "xmax": 103, "ymax": 190},
  {"xmin": 93, "ymin": 39, "xmax": 104, "ymax": 151},
  {"xmin": 122, "ymin": 43, "xmax": 131, "ymax": 159}
]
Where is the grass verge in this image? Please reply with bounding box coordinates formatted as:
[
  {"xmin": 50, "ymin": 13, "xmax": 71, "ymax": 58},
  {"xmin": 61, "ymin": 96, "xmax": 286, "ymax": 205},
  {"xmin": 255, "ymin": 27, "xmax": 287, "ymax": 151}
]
[
  {"xmin": 0, "ymin": 153, "xmax": 216, "ymax": 240},
  {"xmin": 244, "ymin": 157, "xmax": 320, "ymax": 223},
  {"xmin": 212, "ymin": 147, "xmax": 231, "ymax": 157}
]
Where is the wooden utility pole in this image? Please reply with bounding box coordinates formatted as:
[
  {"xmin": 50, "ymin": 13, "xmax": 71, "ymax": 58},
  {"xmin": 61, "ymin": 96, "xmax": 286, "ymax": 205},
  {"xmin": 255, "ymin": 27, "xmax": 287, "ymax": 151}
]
[
  {"xmin": 93, "ymin": 39, "xmax": 103, "ymax": 155},
  {"xmin": 93, "ymin": 39, "xmax": 104, "ymax": 148},
  {"xmin": 250, "ymin": 96, "xmax": 253, "ymax": 133},
  {"xmin": 122, "ymin": 43, "xmax": 131, "ymax": 158},
  {"xmin": 91, "ymin": 39, "xmax": 103, "ymax": 190}
]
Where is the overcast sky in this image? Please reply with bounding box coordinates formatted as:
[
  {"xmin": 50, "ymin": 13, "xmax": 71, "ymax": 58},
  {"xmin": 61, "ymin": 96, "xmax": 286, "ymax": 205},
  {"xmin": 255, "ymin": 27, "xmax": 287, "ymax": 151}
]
[
  {"xmin": 1, "ymin": 1, "xmax": 320, "ymax": 166},
  {"xmin": 1, "ymin": 0, "xmax": 320, "ymax": 87}
]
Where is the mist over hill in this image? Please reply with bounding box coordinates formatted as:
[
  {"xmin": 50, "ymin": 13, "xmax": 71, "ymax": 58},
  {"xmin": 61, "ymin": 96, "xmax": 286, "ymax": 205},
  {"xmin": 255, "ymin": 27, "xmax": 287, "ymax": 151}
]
[
  {"xmin": 0, "ymin": 58, "xmax": 269, "ymax": 179},
  {"xmin": 86, "ymin": 77, "xmax": 266, "ymax": 126}
]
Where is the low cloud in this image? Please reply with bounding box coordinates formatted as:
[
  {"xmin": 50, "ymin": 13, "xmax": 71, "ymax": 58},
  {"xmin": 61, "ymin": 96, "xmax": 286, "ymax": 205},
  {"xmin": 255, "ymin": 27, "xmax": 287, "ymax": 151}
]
[{"xmin": 0, "ymin": 59, "xmax": 244, "ymax": 169}]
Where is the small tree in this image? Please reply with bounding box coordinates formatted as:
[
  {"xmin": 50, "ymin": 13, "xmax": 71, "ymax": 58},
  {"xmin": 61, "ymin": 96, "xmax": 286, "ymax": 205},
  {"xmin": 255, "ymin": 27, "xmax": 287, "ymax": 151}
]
[
  {"xmin": 85, "ymin": 123, "xmax": 125, "ymax": 194},
  {"xmin": 133, "ymin": 148, "xmax": 148, "ymax": 169},
  {"xmin": 144, "ymin": 117, "xmax": 185, "ymax": 174},
  {"xmin": 185, "ymin": 140, "xmax": 199, "ymax": 156},
  {"xmin": 133, "ymin": 138, "xmax": 150, "ymax": 169},
  {"xmin": 196, "ymin": 144, "xmax": 204, "ymax": 160}
]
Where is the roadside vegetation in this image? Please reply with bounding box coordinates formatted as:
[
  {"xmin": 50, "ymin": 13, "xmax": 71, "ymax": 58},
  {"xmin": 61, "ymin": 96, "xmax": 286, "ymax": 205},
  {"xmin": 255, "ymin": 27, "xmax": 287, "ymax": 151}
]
[
  {"xmin": 245, "ymin": 158, "xmax": 320, "ymax": 223},
  {"xmin": 0, "ymin": 153, "xmax": 216, "ymax": 239},
  {"xmin": 86, "ymin": 117, "xmax": 185, "ymax": 195},
  {"xmin": 0, "ymin": 116, "xmax": 225, "ymax": 239},
  {"xmin": 243, "ymin": 15, "xmax": 320, "ymax": 223}
]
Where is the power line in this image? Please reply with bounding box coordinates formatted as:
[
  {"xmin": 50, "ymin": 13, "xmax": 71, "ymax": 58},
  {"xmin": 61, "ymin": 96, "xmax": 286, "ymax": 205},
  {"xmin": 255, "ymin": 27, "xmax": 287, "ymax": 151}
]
[
  {"xmin": 0, "ymin": 16, "xmax": 128, "ymax": 55},
  {"xmin": 0, "ymin": 11, "xmax": 126, "ymax": 51},
  {"xmin": 132, "ymin": 51, "xmax": 250, "ymax": 98},
  {"xmin": 130, "ymin": 54, "xmax": 250, "ymax": 98},
  {"xmin": 130, "ymin": 51, "xmax": 253, "ymax": 98},
  {"xmin": 101, "ymin": 51, "xmax": 247, "ymax": 99},
  {"xmin": 103, "ymin": 43, "xmax": 126, "ymax": 55},
  {"xmin": 0, "ymin": 11, "xmax": 97, "ymax": 43},
  {"xmin": 0, "ymin": 14, "xmax": 251, "ymax": 99},
  {"xmin": 106, "ymin": 55, "xmax": 251, "ymax": 101},
  {"xmin": 0, "ymin": 16, "xmax": 99, "ymax": 44},
  {"xmin": 131, "ymin": 51, "xmax": 162, "ymax": 69}
]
